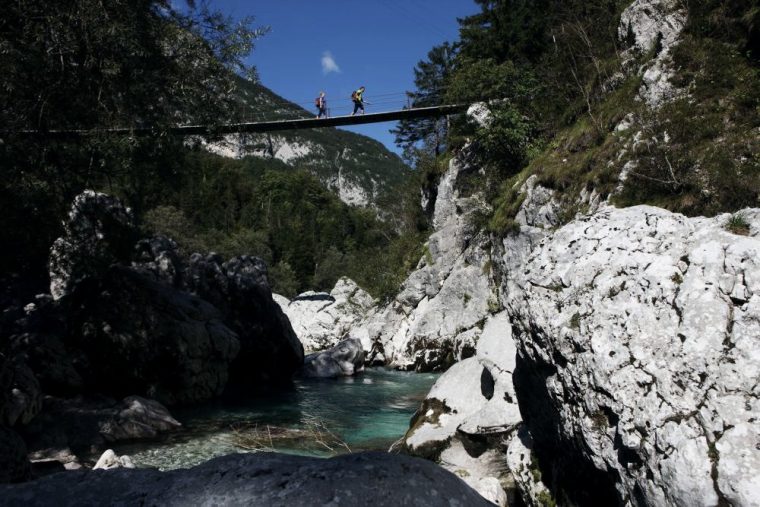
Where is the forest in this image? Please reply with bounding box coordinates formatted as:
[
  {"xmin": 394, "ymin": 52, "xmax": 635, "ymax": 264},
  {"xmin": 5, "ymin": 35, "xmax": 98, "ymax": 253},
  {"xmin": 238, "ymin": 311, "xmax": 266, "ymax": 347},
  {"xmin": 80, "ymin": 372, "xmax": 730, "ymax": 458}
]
[{"xmin": 2, "ymin": 0, "xmax": 758, "ymax": 299}]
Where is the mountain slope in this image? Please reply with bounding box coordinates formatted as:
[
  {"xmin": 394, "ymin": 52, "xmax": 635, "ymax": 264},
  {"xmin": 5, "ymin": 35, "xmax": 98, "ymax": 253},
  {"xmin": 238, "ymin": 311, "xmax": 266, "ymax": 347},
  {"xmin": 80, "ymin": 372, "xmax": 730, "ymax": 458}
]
[{"xmin": 202, "ymin": 78, "xmax": 412, "ymax": 209}]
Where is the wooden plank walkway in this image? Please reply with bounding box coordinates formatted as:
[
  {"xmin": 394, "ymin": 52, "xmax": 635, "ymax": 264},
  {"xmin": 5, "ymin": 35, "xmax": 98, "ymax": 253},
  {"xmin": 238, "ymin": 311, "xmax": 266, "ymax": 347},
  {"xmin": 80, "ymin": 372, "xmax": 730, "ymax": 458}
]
[{"xmin": 10, "ymin": 104, "xmax": 469, "ymax": 138}]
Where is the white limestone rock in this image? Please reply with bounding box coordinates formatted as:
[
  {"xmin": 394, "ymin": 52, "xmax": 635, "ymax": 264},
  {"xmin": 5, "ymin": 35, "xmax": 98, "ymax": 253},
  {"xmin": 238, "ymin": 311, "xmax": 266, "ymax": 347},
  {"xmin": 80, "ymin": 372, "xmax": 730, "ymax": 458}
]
[
  {"xmin": 619, "ymin": 0, "xmax": 686, "ymax": 56},
  {"xmin": 352, "ymin": 157, "xmax": 497, "ymax": 370},
  {"xmin": 506, "ymin": 426, "xmax": 554, "ymax": 507},
  {"xmin": 301, "ymin": 338, "xmax": 365, "ymax": 378},
  {"xmin": 467, "ymin": 102, "xmax": 492, "ymax": 128},
  {"xmin": 619, "ymin": 0, "xmax": 688, "ymax": 107},
  {"xmin": 93, "ymin": 449, "xmax": 134, "ymax": 470},
  {"xmin": 514, "ymin": 175, "xmax": 561, "ymax": 229},
  {"xmin": 441, "ymin": 440, "xmax": 510, "ymax": 507},
  {"xmin": 401, "ymin": 311, "xmax": 522, "ymax": 505},
  {"xmin": 505, "ymin": 205, "xmax": 760, "ymax": 505},
  {"xmin": 275, "ymin": 278, "xmax": 375, "ymax": 353}
]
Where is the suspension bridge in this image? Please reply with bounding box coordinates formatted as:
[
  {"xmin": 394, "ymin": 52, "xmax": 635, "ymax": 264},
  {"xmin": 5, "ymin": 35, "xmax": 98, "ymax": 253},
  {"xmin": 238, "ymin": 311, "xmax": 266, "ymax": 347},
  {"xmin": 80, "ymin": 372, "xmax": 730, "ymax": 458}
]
[{"xmin": 6, "ymin": 86, "xmax": 472, "ymax": 138}]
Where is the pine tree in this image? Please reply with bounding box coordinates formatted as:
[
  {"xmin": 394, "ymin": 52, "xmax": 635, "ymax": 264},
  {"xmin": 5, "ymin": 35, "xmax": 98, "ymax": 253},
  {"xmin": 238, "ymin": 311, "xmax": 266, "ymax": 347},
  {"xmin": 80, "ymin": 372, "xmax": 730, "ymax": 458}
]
[{"xmin": 391, "ymin": 43, "xmax": 454, "ymax": 164}]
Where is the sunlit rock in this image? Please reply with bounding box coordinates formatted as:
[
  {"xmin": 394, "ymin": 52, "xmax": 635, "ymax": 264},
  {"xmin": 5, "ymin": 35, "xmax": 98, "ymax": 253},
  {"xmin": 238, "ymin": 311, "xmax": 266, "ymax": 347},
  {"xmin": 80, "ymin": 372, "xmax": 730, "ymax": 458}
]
[
  {"xmin": 506, "ymin": 205, "xmax": 760, "ymax": 505},
  {"xmin": 301, "ymin": 338, "xmax": 365, "ymax": 378}
]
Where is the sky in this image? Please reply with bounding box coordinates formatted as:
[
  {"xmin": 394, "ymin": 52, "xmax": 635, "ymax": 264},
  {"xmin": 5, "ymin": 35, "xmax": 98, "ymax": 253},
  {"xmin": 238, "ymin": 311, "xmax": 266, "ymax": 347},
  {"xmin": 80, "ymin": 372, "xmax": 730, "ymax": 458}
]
[{"xmin": 212, "ymin": 0, "xmax": 481, "ymax": 155}]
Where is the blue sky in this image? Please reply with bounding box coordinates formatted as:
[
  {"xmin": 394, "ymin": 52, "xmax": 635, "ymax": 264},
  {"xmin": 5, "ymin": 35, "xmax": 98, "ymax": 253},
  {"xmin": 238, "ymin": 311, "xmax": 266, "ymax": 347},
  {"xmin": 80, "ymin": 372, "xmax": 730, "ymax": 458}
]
[{"xmin": 213, "ymin": 0, "xmax": 481, "ymax": 154}]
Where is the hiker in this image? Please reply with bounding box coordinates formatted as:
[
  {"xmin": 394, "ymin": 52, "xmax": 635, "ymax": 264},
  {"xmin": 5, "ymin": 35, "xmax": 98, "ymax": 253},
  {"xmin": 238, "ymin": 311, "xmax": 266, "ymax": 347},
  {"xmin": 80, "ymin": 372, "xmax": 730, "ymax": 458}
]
[
  {"xmin": 351, "ymin": 86, "xmax": 366, "ymax": 116},
  {"xmin": 315, "ymin": 91, "xmax": 327, "ymax": 118}
]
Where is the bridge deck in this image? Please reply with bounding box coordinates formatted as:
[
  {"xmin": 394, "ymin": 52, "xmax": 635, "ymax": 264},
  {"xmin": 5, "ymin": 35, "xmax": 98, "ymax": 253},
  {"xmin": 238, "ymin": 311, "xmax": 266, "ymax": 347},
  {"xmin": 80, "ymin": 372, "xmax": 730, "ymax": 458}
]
[{"xmin": 12, "ymin": 104, "xmax": 468, "ymax": 138}]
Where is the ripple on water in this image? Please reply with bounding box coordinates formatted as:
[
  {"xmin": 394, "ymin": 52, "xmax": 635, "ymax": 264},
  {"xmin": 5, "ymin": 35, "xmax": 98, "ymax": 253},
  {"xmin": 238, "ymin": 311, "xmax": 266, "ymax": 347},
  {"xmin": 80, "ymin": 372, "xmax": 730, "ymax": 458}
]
[{"xmin": 113, "ymin": 368, "xmax": 439, "ymax": 470}]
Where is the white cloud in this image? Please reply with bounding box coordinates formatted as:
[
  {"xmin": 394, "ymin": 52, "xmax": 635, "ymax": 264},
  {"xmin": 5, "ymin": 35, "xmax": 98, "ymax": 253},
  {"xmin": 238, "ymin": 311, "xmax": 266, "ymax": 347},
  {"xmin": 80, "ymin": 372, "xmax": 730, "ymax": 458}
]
[{"xmin": 321, "ymin": 51, "xmax": 341, "ymax": 75}]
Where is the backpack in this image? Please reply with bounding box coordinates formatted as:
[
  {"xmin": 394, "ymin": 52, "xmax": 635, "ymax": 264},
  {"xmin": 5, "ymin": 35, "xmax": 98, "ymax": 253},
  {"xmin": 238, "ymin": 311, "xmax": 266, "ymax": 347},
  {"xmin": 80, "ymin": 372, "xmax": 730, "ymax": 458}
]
[
  {"xmin": 351, "ymin": 91, "xmax": 357, "ymax": 101},
  {"xmin": 315, "ymin": 97, "xmax": 321, "ymax": 107}
]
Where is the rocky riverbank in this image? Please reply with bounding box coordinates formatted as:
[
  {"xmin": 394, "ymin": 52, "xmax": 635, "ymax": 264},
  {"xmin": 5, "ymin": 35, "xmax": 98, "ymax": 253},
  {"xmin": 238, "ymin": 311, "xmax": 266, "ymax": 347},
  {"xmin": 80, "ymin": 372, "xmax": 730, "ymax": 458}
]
[{"xmin": 1, "ymin": 190, "xmax": 303, "ymax": 479}]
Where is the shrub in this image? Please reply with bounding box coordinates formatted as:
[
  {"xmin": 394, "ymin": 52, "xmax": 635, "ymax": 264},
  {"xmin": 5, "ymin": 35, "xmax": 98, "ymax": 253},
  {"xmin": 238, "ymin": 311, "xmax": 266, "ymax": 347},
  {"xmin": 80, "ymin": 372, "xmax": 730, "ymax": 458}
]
[{"xmin": 725, "ymin": 213, "xmax": 751, "ymax": 235}]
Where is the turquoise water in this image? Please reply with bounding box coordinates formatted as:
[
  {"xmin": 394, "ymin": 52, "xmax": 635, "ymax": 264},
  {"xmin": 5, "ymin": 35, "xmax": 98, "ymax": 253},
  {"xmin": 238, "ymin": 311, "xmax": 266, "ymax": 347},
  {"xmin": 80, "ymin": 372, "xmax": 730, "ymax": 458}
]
[{"xmin": 114, "ymin": 368, "xmax": 438, "ymax": 470}]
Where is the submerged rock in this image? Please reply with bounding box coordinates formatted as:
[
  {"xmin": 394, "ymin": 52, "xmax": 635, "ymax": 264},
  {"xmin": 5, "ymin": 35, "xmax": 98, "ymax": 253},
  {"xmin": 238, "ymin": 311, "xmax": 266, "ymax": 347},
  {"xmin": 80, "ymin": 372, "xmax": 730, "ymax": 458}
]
[
  {"xmin": 301, "ymin": 338, "xmax": 365, "ymax": 378},
  {"xmin": 0, "ymin": 451, "xmax": 492, "ymax": 506}
]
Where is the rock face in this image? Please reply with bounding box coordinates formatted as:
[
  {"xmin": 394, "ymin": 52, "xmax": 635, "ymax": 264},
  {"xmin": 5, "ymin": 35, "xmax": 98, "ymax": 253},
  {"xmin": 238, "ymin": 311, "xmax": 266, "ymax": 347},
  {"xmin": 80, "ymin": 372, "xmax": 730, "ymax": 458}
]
[
  {"xmin": 1, "ymin": 190, "xmax": 308, "ymax": 482},
  {"xmin": 505, "ymin": 426, "xmax": 552, "ymax": 507},
  {"xmin": 400, "ymin": 312, "xmax": 522, "ymax": 505},
  {"xmin": 35, "ymin": 191, "xmax": 303, "ymax": 403},
  {"xmin": 0, "ymin": 451, "xmax": 493, "ymax": 507},
  {"xmin": 48, "ymin": 191, "xmax": 136, "ymax": 300},
  {"xmin": 182, "ymin": 254, "xmax": 303, "ymax": 388},
  {"xmin": 301, "ymin": 338, "xmax": 365, "ymax": 378},
  {"xmin": 275, "ymin": 278, "xmax": 375, "ymax": 352},
  {"xmin": 1, "ymin": 355, "xmax": 42, "ymax": 428},
  {"xmin": 504, "ymin": 205, "xmax": 760, "ymax": 505},
  {"xmin": 619, "ymin": 0, "xmax": 688, "ymax": 106},
  {"xmin": 352, "ymin": 156, "xmax": 498, "ymax": 371},
  {"xmin": 65, "ymin": 266, "xmax": 240, "ymax": 405}
]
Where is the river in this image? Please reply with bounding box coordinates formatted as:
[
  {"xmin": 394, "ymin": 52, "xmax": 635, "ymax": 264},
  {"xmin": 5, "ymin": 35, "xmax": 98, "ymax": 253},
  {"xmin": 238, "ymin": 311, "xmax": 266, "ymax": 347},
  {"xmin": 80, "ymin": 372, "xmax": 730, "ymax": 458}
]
[{"xmin": 113, "ymin": 368, "xmax": 439, "ymax": 470}]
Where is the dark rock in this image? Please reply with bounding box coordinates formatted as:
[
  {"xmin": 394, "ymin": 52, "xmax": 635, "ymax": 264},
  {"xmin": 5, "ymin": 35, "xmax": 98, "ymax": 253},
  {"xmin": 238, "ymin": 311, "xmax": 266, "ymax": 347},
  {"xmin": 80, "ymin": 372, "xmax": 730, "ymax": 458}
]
[
  {"xmin": 302, "ymin": 338, "xmax": 364, "ymax": 378},
  {"xmin": 48, "ymin": 191, "xmax": 137, "ymax": 300},
  {"xmin": 0, "ymin": 425, "xmax": 31, "ymax": 483},
  {"xmin": 7, "ymin": 332, "xmax": 83, "ymax": 396},
  {"xmin": 0, "ymin": 451, "xmax": 492, "ymax": 506},
  {"xmin": 21, "ymin": 395, "xmax": 179, "ymax": 457},
  {"xmin": 28, "ymin": 447, "xmax": 83, "ymax": 476},
  {"xmin": 133, "ymin": 235, "xmax": 183, "ymax": 286},
  {"xmin": 0, "ymin": 357, "xmax": 42, "ymax": 427},
  {"xmin": 14, "ymin": 191, "xmax": 302, "ymax": 413},
  {"xmin": 185, "ymin": 254, "xmax": 303, "ymax": 388},
  {"xmin": 64, "ymin": 266, "xmax": 240, "ymax": 405}
]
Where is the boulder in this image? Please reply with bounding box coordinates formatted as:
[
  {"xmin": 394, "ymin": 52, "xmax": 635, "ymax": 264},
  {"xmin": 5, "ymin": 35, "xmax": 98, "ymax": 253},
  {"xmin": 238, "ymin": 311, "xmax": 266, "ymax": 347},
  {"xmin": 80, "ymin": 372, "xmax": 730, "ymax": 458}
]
[
  {"xmin": 93, "ymin": 449, "xmax": 134, "ymax": 470},
  {"xmin": 401, "ymin": 312, "xmax": 522, "ymax": 505},
  {"xmin": 184, "ymin": 254, "xmax": 303, "ymax": 388},
  {"xmin": 301, "ymin": 338, "xmax": 365, "ymax": 378},
  {"xmin": 133, "ymin": 235, "xmax": 183, "ymax": 287},
  {"xmin": 0, "ymin": 451, "xmax": 492, "ymax": 506},
  {"xmin": 48, "ymin": 191, "xmax": 136, "ymax": 300},
  {"xmin": 64, "ymin": 266, "xmax": 240, "ymax": 405},
  {"xmin": 21, "ymin": 395, "xmax": 180, "ymax": 458},
  {"xmin": 275, "ymin": 278, "xmax": 375, "ymax": 352},
  {"xmin": 2, "ymin": 293, "xmax": 82, "ymax": 397},
  {"xmin": 505, "ymin": 205, "xmax": 760, "ymax": 505},
  {"xmin": 28, "ymin": 447, "xmax": 83, "ymax": 476}
]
